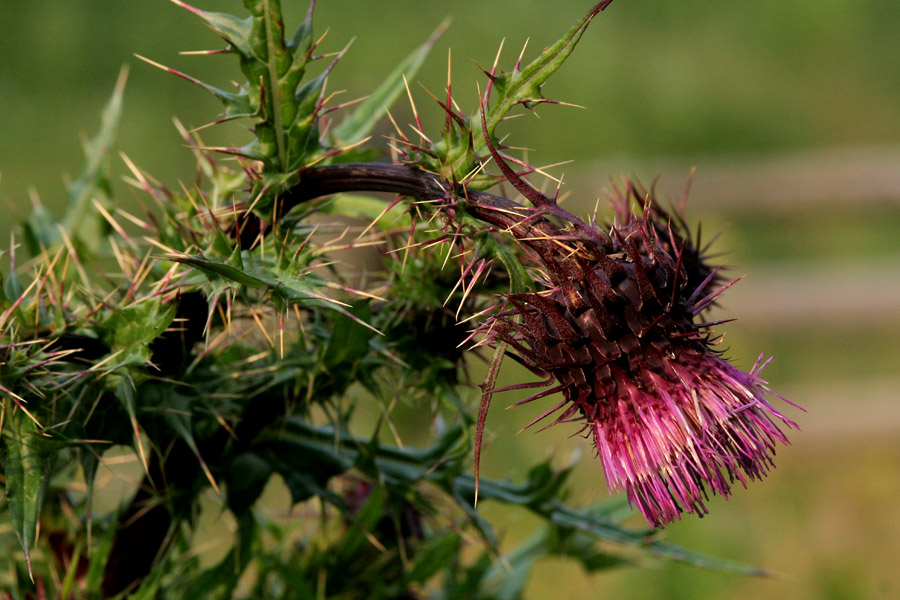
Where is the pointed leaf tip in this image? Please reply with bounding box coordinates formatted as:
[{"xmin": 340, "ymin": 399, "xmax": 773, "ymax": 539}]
[
  {"xmin": 3, "ymin": 410, "xmax": 52, "ymax": 582},
  {"xmin": 170, "ymin": 0, "xmax": 253, "ymax": 57}
]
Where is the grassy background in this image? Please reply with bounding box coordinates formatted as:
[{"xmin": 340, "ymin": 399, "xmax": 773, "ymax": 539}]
[{"xmin": 3, "ymin": 1, "xmax": 900, "ymax": 597}]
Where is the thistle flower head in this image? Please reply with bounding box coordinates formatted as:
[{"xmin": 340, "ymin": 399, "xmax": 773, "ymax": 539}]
[{"xmin": 471, "ymin": 140, "xmax": 797, "ymax": 527}]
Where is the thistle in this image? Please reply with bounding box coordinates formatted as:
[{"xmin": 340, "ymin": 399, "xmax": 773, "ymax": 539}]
[
  {"xmin": 470, "ymin": 131, "xmax": 799, "ymax": 528},
  {"xmin": 2, "ymin": 0, "xmax": 802, "ymax": 593}
]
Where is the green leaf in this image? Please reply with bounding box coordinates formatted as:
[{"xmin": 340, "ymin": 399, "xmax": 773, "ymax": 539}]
[
  {"xmin": 484, "ymin": 529, "xmax": 549, "ymax": 600},
  {"xmin": 172, "ymin": 253, "xmax": 289, "ymax": 289},
  {"xmin": 2, "ymin": 407, "xmax": 53, "ymax": 579},
  {"xmin": 129, "ymin": 562, "xmax": 165, "ymax": 600},
  {"xmin": 3, "ymin": 268, "xmax": 24, "ymax": 303},
  {"xmin": 112, "ymin": 376, "xmax": 150, "ymax": 476},
  {"xmin": 59, "ymin": 542, "xmax": 85, "ymax": 600},
  {"xmin": 225, "ymin": 452, "xmax": 274, "ymax": 514},
  {"xmin": 404, "ymin": 530, "xmax": 461, "ymax": 585},
  {"xmin": 98, "ymin": 296, "xmax": 178, "ymax": 374},
  {"xmin": 182, "ymin": 512, "xmax": 257, "ymax": 599},
  {"xmin": 253, "ymin": 430, "xmax": 353, "ymax": 505},
  {"xmin": 139, "ymin": 52, "xmax": 257, "ymax": 124},
  {"xmin": 479, "ymin": 2, "xmax": 611, "ymax": 140},
  {"xmin": 480, "ymin": 526, "xmax": 628, "ymax": 600},
  {"xmin": 474, "ymin": 231, "xmax": 533, "ymax": 294},
  {"xmin": 61, "ymin": 66, "xmax": 128, "ymax": 256},
  {"xmin": 80, "ymin": 449, "xmax": 100, "ymax": 550},
  {"xmin": 171, "ymin": 1, "xmax": 253, "ymax": 57},
  {"xmin": 547, "ymin": 505, "xmax": 767, "ymax": 575},
  {"xmin": 22, "ymin": 198, "xmax": 58, "ymax": 256},
  {"xmin": 245, "ymin": 0, "xmax": 308, "ymax": 171},
  {"xmin": 171, "ymin": 252, "xmax": 379, "ymax": 337},
  {"xmin": 156, "ymin": 389, "xmax": 219, "ymax": 492},
  {"xmin": 643, "ymin": 541, "xmax": 771, "ymax": 577},
  {"xmin": 83, "ymin": 515, "xmax": 118, "ymax": 592},
  {"xmin": 322, "ymin": 300, "xmax": 373, "ymax": 370},
  {"xmin": 332, "ymin": 484, "xmax": 388, "ymax": 565},
  {"xmin": 287, "ymin": 1, "xmax": 315, "ymax": 55},
  {"xmin": 332, "ymin": 20, "xmax": 448, "ymax": 145},
  {"xmin": 268, "ymin": 419, "xmax": 759, "ymax": 576}
]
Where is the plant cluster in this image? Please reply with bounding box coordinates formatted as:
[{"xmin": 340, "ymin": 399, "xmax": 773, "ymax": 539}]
[{"xmin": 0, "ymin": 1, "xmax": 797, "ymax": 598}]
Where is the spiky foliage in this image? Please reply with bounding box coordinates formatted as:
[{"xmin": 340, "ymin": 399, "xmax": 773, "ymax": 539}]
[{"xmin": 0, "ymin": 1, "xmax": 796, "ymax": 598}]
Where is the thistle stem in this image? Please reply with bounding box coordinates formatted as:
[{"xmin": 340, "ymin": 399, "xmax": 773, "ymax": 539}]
[{"xmin": 281, "ymin": 163, "xmax": 567, "ymax": 249}]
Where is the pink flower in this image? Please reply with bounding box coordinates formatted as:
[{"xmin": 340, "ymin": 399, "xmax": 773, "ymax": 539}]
[{"xmin": 472, "ymin": 173, "xmax": 798, "ymax": 527}]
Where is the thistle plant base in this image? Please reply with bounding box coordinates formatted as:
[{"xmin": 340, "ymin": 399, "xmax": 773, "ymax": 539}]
[{"xmin": 0, "ymin": 1, "xmax": 798, "ymax": 597}]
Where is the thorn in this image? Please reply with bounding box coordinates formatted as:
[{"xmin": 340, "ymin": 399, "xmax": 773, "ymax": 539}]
[
  {"xmin": 179, "ymin": 48, "xmax": 230, "ymax": 56},
  {"xmin": 445, "ymin": 47, "xmax": 453, "ymax": 135},
  {"xmin": 93, "ymin": 199, "xmax": 137, "ymax": 250},
  {"xmin": 403, "ymin": 75, "xmax": 427, "ymax": 145},
  {"xmin": 516, "ymin": 399, "xmax": 568, "ymax": 435},
  {"xmin": 457, "ymin": 259, "xmax": 489, "ymax": 319},
  {"xmin": 401, "ymin": 214, "xmax": 417, "ymax": 274},
  {"xmin": 474, "ymin": 340, "xmax": 508, "ymax": 508},
  {"xmin": 357, "ymin": 195, "xmax": 403, "ymax": 239},
  {"xmin": 692, "ymin": 275, "xmax": 745, "ymax": 314},
  {"xmin": 385, "ymin": 109, "xmax": 408, "ymax": 142},
  {"xmin": 514, "ymin": 38, "xmax": 530, "ymax": 72},
  {"xmin": 418, "ymin": 82, "xmax": 468, "ymax": 131},
  {"xmin": 680, "ymin": 166, "xmax": 697, "ymax": 215},
  {"xmin": 407, "ymin": 125, "xmax": 433, "ymax": 146},
  {"xmin": 490, "ymin": 38, "xmax": 505, "ymax": 80},
  {"xmin": 134, "ymin": 54, "xmax": 231, "ymax": 100}
]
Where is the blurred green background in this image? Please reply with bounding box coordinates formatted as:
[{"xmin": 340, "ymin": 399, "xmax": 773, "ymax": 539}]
[{"xmin": 3, "ymin": 1, "xmax": 899, "ymax": 598}]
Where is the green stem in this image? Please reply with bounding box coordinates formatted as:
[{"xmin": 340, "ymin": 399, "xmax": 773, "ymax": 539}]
[{"xmin": 263, "ymin": 0, "xmax": 287, "ymax": 169}]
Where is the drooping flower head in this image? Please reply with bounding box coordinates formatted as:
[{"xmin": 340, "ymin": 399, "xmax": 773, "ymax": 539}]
[{"xmin": 469, "ymin": 130, "xmax": 799, "ymax": 528}]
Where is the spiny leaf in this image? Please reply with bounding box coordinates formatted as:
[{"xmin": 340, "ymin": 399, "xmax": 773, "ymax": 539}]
[
  {"xmin": 480, "ymin": 1, "xmax": 614, "ymax": 140},
  {"xmin": 225, "ymin": 452, "xmax": 274, "ymax": 514},
  {"xmin": 322, "ymin": 300, "xmax": 373, "ymax": 371},
  {"xmin": 102, "ymin": 297, "xmax": 179, "ymax": 368},
  {"xmin": 2, "ymin": 405, "xmax": 53, "ymax": 580},
  {"xmin": 331, "ymin": 484, "xmax": 388, "ymax": 564},
  {"xmin": 83, "ymin": 512, "xmax": 119, "ymax": 591},
  {"xmin": 59, "ymin": 543, "xmax": 85, "ymax": 599},
  {"xmin": 171, "ymin": 1, "xmax": 253, "ymax": 57},
  {"xmin": 269, "ymin": 418, "xmax": 760, "ymax": 575},
  {"xmin": 403, "ymin": 530, "xmax": 461, "ymax": 585},
  {"xmin": 180, "ymin": 512, "xmax": 256, "ymax": 598},
  {"xmin": 481, "ymin": 526, "xmax": 628, "ymax": 600},
  {"xmin": 548, "ymin": 506, "xmax": 768, "ymax": 576},
  {"xmin": 287, "ymin": 1, "xmax": 315, "ymax": 56},
  {"xmin": 112, "ymin": 376, "xmax": 150, "ymax": 477},
  {"xmin": 3, "ymin": 266, "xmax": 24, "ymax": 303},
  {"xmin": 643, "ymin": 541, "xmax": 771, "ymax": 577},
  {"xmin": 156, "ymin": 389, "xmax": 219, "ymax": 492},
  {"xmin": 128, "ymin": 563, "xmax": 166, "ymax": 600},
  {"xmin": 22, "ymin": 197, "xmax": 58, "ymax": 256},
  {"xmin": 168, "ymin": 0, "xmax": 322, "ymax": 175},
  {"xmin": 80, "ymin": 450, "xmax": 100, "ymax": 549},
  {"xmin": 61, "ymin": 66, "xmax": 129, "ymax": 256},
  {"xmin": 171, "ymin": 253, "xmax": 299, "ymax": 290},
  {"xmin": 170, "ymin": 252, "xmax": 379, "ymax": 334}
]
